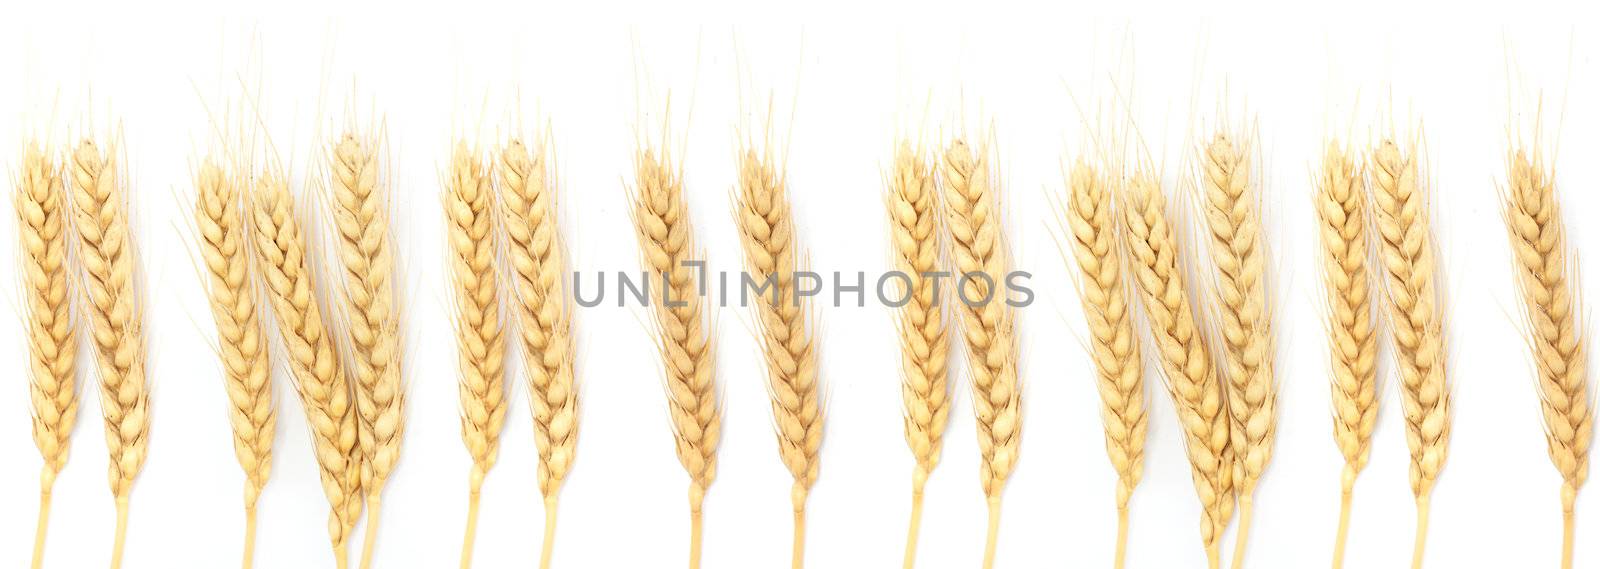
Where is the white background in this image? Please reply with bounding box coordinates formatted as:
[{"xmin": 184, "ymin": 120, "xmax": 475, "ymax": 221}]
[{"xmin": 3, "ymin": 3, "xmax": 1598, "ymax": 568}]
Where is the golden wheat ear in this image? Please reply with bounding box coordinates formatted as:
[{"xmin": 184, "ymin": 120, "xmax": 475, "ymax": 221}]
[
  {"xmin": 733, "ymin": 134, "xmax": 824, "ymax": 569},
  {"xmin": 1502, "ymin": 145, "xmax": 1591, "ymax": 569},
  {"xmin": 631, "ymin": 143, "xmax": 720, "ymax": 569},
  {"xmin": 195, "ymin": 157, "xmax": 277, "ymax": 569},
  {"xmin": 1062, "ymin": 158, "xmax": 1146, "ymax": 569},
  {"xmin": 250, "ymin": 170, "xmax": 363, "ymax": 569},
  {"xmin": 67, "ymin": 138, "xmax": 151, "ymax": 569},
  {"xmin": 445, "ymin": 141, "xmax": 508, "ymax": 569},
  {"xmin": 1367, "ymin": 138, "xmax": 1451, "ymax": 569},
  {"xmin": 1316, "ymin": 140, "xmax": 1379, "ymax": 569},
  {"xmin": 939, "ymin": 138, "xmax": 1021, "ymax": 569},
  {"xmin": 499, "ymin": 136, "xmax": 579, "ymax": 569},
  {"xmin": 325, "ymin": 130, "xmax": 405, "ymax": 569},
  {"xmin": 18, "ymin": 142, "xmax": 78, "ymax": 569},
  {"xmin": 888, "ymin": 140, "xmax": 951, "ymax": 569},
  {"xmin": 1120, "ymin": 169, "xmax": 1233, "ymax": 569},
  {"xmin": 1198, "ymin": 131, "xmax": 1277, "ymax": 569}
]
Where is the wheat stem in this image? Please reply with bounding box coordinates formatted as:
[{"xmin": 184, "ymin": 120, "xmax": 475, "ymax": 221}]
[
  {"xmin": 982, "ymin": 496, "xmax": 1002, "ymax": 569},
  {"xmin": 689, "ymin": 492, "xmax": 705, "ymax": 569},
  {"xmin": 244, "ymin": 504, "xmax": 259, "ymax": 569},
  {"xmin": 1411, "ymin": 493, "xmax": 1431, "ymax": 569},
  {"xmin": 1562, "ymin": 491, "xmax": 1576, "ymax": 569},
  {"xmin": 791, "ymin": 504, "xmax": 807, "ymax": 569},
  {"xmin": 540, "ymin": 496, "xmax": 559, "ymax": 569},
  {"xmin": 111, "ymin": 494, "xmax": 130, "ymax": 569},
  {"xmin": 32, "ymin": 488, "xmax": 53, "ymax": 569},
  {"xmin": 903, "ymin": 483, "xmax": 926, "ymax": 569},
  {"xmin": 460, "ymin": 482, "xmax": 483, "ymax": 569},
  {"xmin": 1332, "ymin": 466, "xmax": 1355, "ymax": 568},
  {"xmin": 1115, "ymin": 501, "xmax": 1130, "ymax": 569}
]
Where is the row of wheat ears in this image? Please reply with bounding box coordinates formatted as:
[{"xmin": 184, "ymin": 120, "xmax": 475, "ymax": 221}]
[{"xmin": 17, "ymin": 126, "xmax": 1588, "ymax": 569}]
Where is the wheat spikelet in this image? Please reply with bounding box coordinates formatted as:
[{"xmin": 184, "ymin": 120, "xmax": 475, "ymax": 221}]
[
  {"xmin": 195, "ymin": 157, "xmax": 277, "ymax": 569},
  {"xmin": 1198, "ymin": 132, "xmax": 1276, "ymax": 569},
  {"xmin": 68, "ymin": 138, "xmax": 151, "ymax": 569},
  {"xmin": 326, "ymin": 131, "xmax": 405, "ymax": 569},
  {"xmin": 939, "ymin": 138, "xmax": 1021, "ymax": 569},
  {"xmin": 250, "ymin": 170, "xmax": 363, "ymax": 568},
  {"xmin": 499, "ymin": 137, "xmax": 579, "ymax": 569},
  {"xmin": 1063, "ymin": 158, "xmax": 1146, "ymax": 569},
  {"xmin": 1316, "ymin": 140, "xmax": 1379, "ymax": 568},
  {"xmin": 1367, "ymin": 138, "xmax": 1450, "ymax": 569},
  {"xmin": 734, "ymin": 137, "xmax": 823, "ymax": 569},
  {"xmin": 630, "ymin": 143, "xmax": 720, "ymax": 568},
  {"xmin": 888, "ymin": 140, "xmax": 950, "ymax": 569},
  {"xmin": 444, "ymin": 141, "xmax": 508, "ymax": 569},
  {"xmin": 1502, "ymin": 146, "xmax": 1591, "ymax": 569},
  {"xmin": 1120, "ymin": 169, "xmax": 1233, "ymax": 568},
  {"xmin": 17, "ymin": 142, "xmax": 78, "ymax": 569}
]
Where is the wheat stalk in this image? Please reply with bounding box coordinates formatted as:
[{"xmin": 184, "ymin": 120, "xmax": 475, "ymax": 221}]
[
  {"xmin": 1121, "ymin": 168, "xmax": 1233, "ymax": 569},
  {"xmin": 1316, "ymin": 140, "xmax": 1379, "ymax": 568},
  {"xmin": 1367, "ymin": 138, "xmax": 1451, "ymax": 569},
  {"xmin": 326, "ymin": 131, "xmax": 405, "ymax": 569},
  {"xmin": 940, "ymin": 138, "xmax": 1021, "ymax": 569},
  {"xmin": 444, "ymin": 141, "xmax": 508, "ymax": 569},
  {"xmin": 888, "ymin": 140, "xmax": 950, "ymax": 569},
  {"xmin": 734, "ymin": 136, "xmax": 823, "ymax": 569},
  {"xmin": 1063, "ymin": 158, "xmax": 1146, "ymax": 569},
  {"xmin": 195, "ymin": 157, "xmax": 277, "ymax": 569},
  {"xmin": 68, "ymin": 138, "xmax": 151, "ymax": 569},
  {"xmin": 630, "ymin": 143, "xmax": 720, "ymax": 569},
  {"xmin": 500, "ymin": 136, "xmax": 579, "ymax": 569},
  {"xmin": 17, "ymin": 142, "xmax": 78, "ymax": 569},
  {"xmin": 1502, "ymin": 145, "xmax": 1591, "ymax": 569},
  {"xmin": 250, "ymin": 170, "xmax": 363, "ymax": 568},
  {"xmin": 1198, "ymin": 132, "xmax": 1277, "ymax": 569}
]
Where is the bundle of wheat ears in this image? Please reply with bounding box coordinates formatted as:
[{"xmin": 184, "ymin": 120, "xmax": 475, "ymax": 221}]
[{"xmin": 24, "ymin": 114, "xmax": 1600, "ymax": 569}]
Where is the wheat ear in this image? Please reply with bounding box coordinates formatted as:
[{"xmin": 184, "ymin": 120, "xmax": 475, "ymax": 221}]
[
  {"xmin": 631, "ymin": 144, "xmax": 720, "ymax": 569},
  {"xmin": 444, "ymin": 142, "xmax": 508, "ymax": 569},
  {"xmin": 1063, "ymin": 158, "xmax": 1146, "ymax": 569},
  {"xmin": 1121, "ymin": 169, "xmax": 1233, "ymax": 568},
  {"xmin": 734, "ymin": 138, "xmax": 824, "ymax": 569},
  {"xmin": 68, "ymin": 139, "xmax": 151, "ymax": 569},
  {"xmin": 18, "ymin": 142, "xmax": 78, "ymax": 569},
  {"xmin": 1198, "ymin": 132, "xmax": 1277, "ymax": 569},
  {"xmin": 940, "ymin": 139, "xmax": 1021, "ymax": 569},
  {"xmin": 888, "ymin": 141, "xmax": 951, "ymax": 569},
  {"xmin": 1316, "ymin": 140, "xmax": 1379, "ymax": 568},
  {"xmin": 1503, "ymin": 146, "xmax": 1591, "ymax": 569},
  {"xmin": 500, "ymin": 137, "xmax": 579, "ymax": 569},
  {"xmin": 1368, "ymin": 139, "xmax": 1451, "ymax": 569},
  {"xmin": 195, "ymin": 158, "xmax": 277, "ymax": 569},
  {"xmin": 326, "ymin": 132, "xmax": 405, "ymax": 569},
  {"xmin": 250, "ymin": 171, "xmax": 363, "ymax": 568}
]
